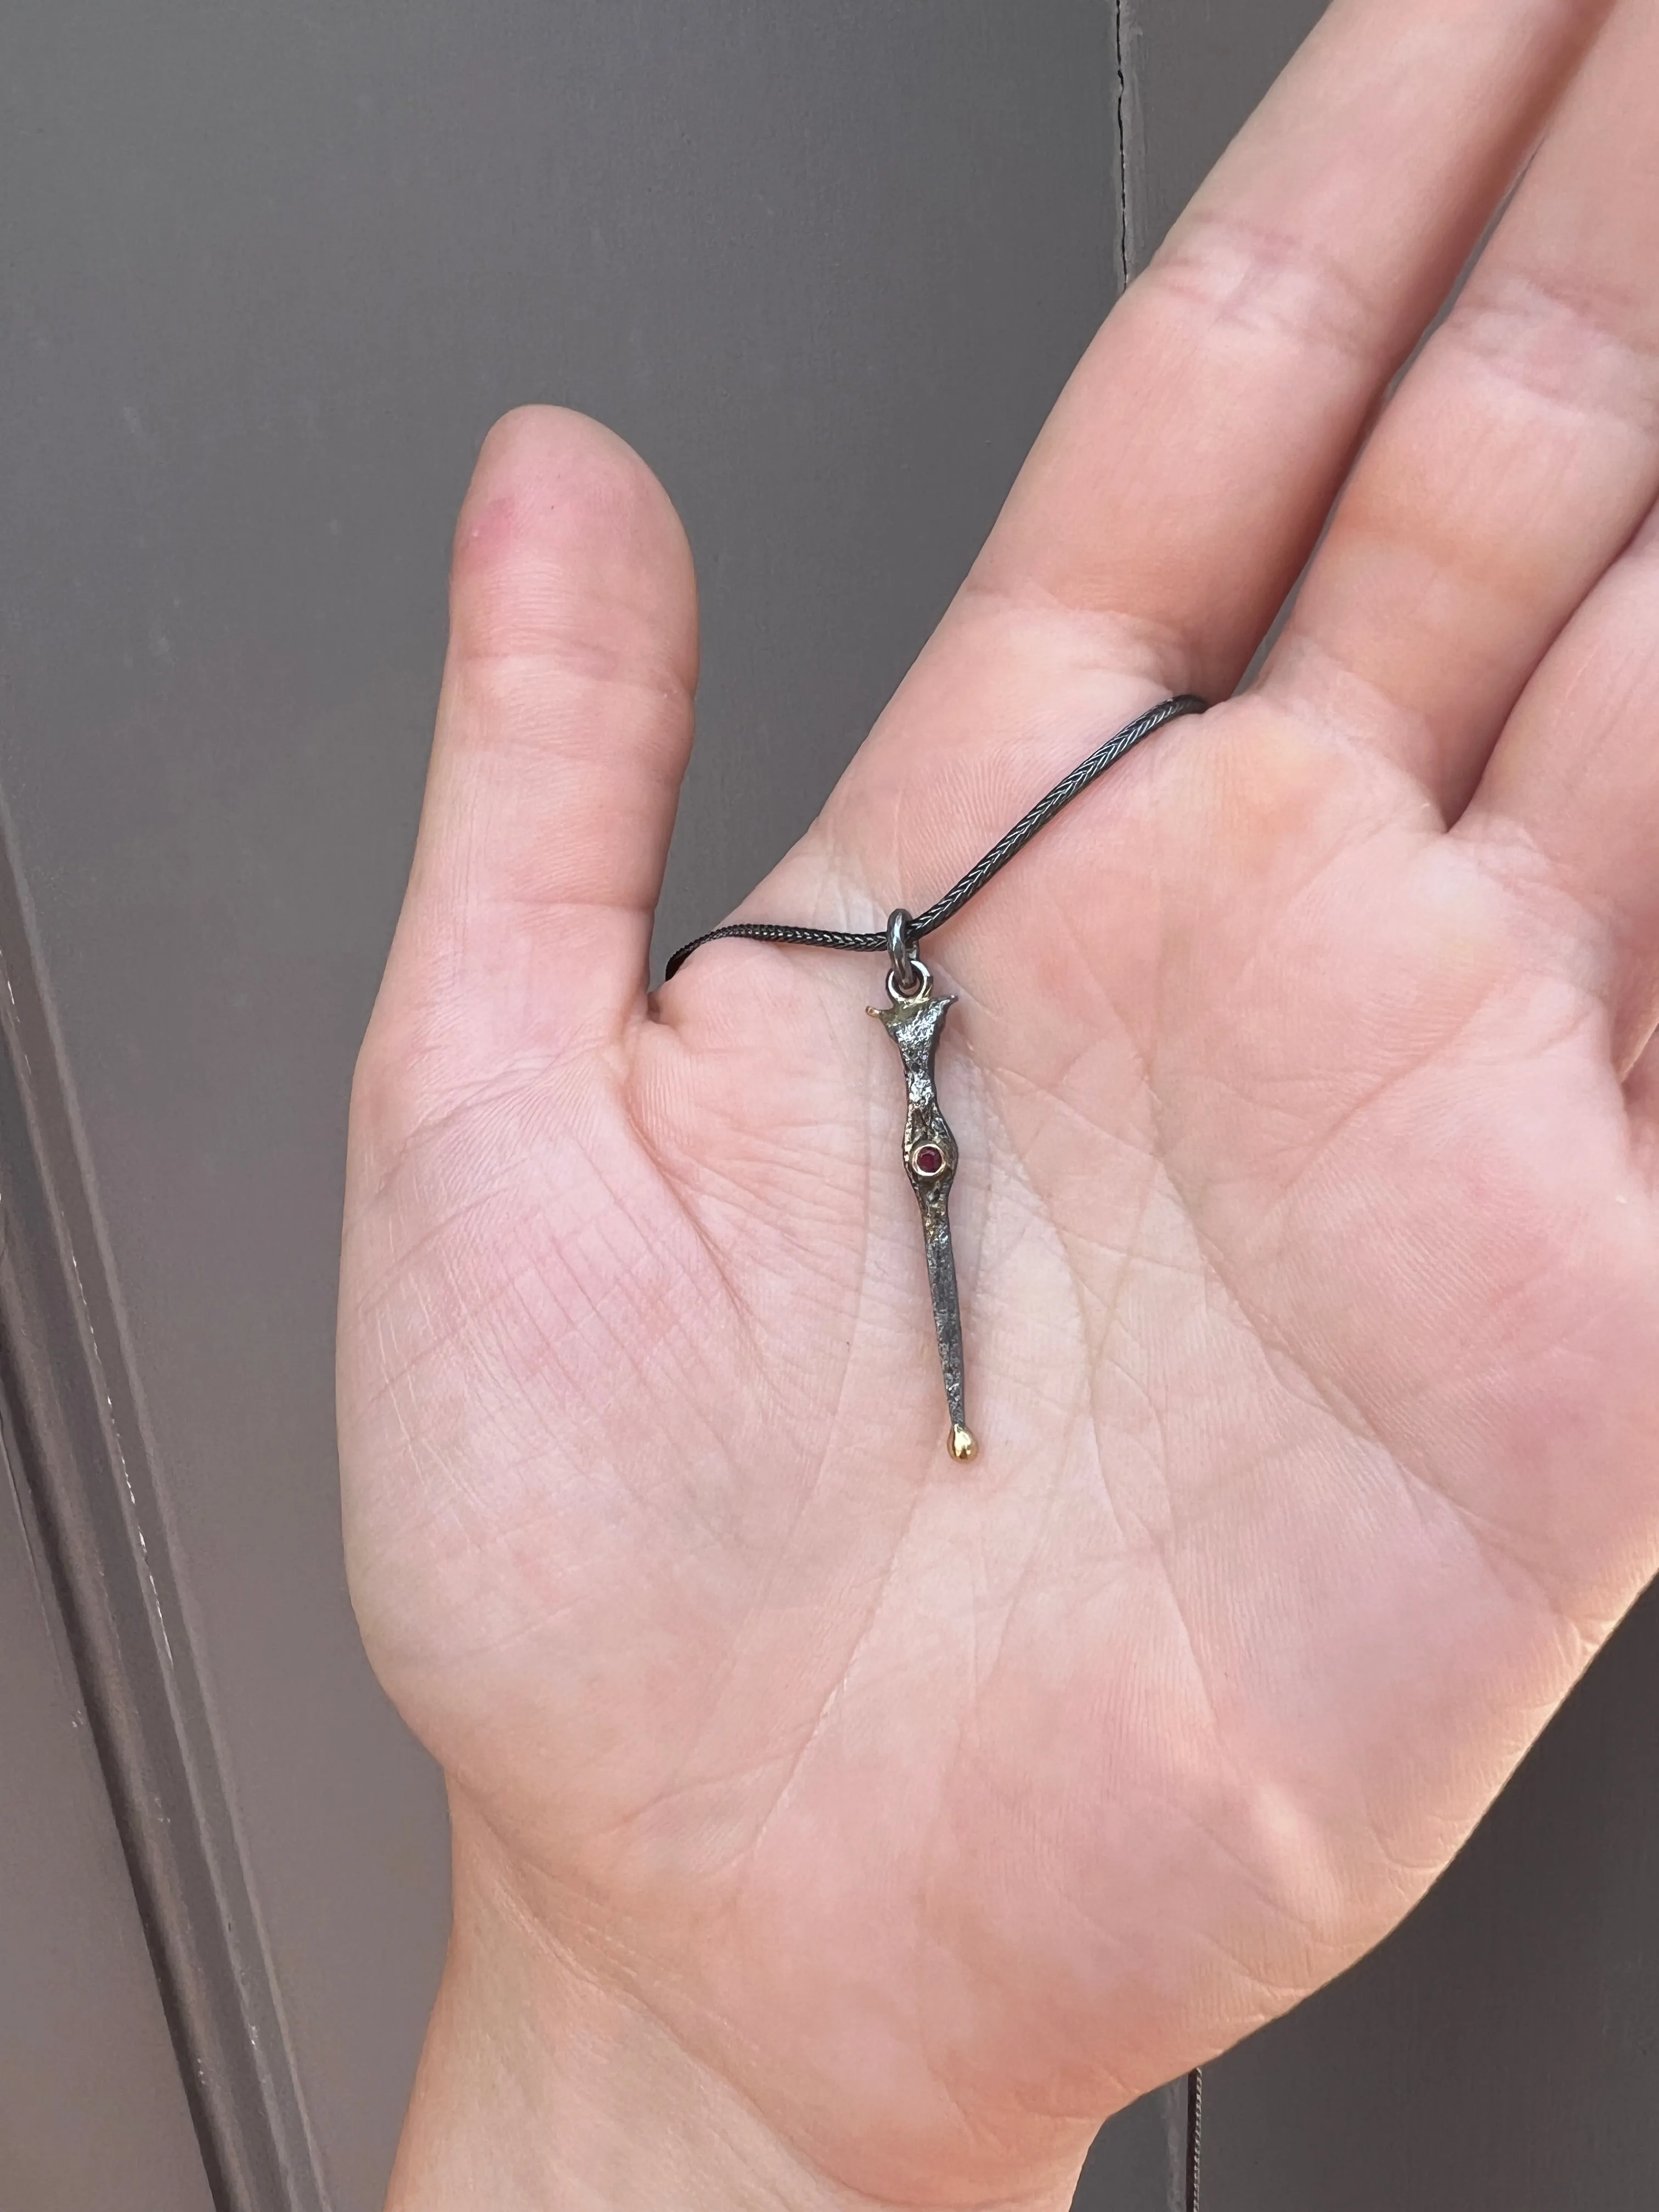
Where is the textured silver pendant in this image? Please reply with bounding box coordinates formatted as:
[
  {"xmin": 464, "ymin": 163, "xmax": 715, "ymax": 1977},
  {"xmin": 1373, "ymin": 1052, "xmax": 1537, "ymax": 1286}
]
[
  {"xmin": 870, "ymin": 929, "xmax": 975, "ymax": 1462},
  {"xmin": 667, "ymin": 707, "xmax": 1212, "ymax": 1457}
]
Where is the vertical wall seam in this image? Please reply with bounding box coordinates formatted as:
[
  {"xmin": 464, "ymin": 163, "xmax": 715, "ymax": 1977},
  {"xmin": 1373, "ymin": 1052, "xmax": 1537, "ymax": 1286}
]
[{"xmin": 1111, "ymin": 0, "xmax": 1132, "ymax": 292}]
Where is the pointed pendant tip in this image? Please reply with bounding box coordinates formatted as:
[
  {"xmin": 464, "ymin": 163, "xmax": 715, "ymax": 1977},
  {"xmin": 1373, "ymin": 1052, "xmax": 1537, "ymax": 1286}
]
[{"xmin": 950, "ymin": 1425, "xmax": 978, "ymax": 1462}]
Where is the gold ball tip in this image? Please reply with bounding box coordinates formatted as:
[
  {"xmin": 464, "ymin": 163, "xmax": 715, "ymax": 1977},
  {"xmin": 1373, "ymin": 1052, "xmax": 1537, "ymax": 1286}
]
[{"xmin": 950, "ymin": 1425, "xmax": 978, "ymax": 1462}]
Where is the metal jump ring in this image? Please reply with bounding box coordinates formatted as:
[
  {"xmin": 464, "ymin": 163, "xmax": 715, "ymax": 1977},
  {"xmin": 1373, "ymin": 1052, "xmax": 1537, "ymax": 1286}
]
[
  {"xmin": 886, "ymin": 907, "xmax": 924, "ymax": 1000},
  {"xmin": 885, "ymin": 954, "xmax": 932, "ymax": 1006}
]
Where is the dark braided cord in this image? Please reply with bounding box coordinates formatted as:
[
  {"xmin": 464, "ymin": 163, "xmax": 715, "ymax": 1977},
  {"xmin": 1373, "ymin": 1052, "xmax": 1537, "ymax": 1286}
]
[
  {"xmin": 663, "ymin": 693, "xmax": 1206, "ymax": 980},
  {"xmin": 1187, "ymin": 2064, "xmax": 1203, "ymax": 2212}
]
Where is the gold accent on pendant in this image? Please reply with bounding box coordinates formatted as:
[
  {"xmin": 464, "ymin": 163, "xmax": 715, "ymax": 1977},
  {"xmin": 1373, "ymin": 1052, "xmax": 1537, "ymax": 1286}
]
[{"xmin": 950, "ymin": 1425, "xmax": 978, "ymax": 1462}]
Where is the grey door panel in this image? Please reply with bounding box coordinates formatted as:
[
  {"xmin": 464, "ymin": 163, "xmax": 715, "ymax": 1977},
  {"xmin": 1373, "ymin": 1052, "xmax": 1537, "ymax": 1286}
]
[{"xmin": 0, "ymin": 816, "xmax": 330, "ymax": 2209}]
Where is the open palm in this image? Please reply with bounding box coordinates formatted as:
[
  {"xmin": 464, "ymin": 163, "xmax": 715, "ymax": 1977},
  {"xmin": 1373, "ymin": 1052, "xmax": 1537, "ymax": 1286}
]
[{"xmin": 339, "ymin": 3, "xmax": 1659, "ymax": 2205}]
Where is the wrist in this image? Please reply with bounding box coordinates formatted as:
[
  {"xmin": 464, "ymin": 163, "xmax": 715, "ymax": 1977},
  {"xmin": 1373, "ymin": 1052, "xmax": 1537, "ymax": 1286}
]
[
  {"xmin": 387, "ymin": 1797, "xmax": 1076, "ymax": 2212},
  {"xmin": 388, "ymin": 1829, "xmax": 810, "ymax": 2212}
]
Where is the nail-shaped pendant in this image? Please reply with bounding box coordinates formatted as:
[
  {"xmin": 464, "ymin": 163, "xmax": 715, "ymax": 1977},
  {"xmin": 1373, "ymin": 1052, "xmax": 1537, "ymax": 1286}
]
[{"xmin": 870, "ymin": 918, "xmax": 975, "ymax": 1462}]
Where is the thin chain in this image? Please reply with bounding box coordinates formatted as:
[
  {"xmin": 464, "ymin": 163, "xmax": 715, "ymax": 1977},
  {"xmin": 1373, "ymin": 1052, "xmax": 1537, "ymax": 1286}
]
[
  {"xmin": 663, "ymin": 693, "xmax": 1206, "ymax": 979},
  {"xmin": 1187, "ymin": 2064, "xmax": 1203, "ymax": 2212}
]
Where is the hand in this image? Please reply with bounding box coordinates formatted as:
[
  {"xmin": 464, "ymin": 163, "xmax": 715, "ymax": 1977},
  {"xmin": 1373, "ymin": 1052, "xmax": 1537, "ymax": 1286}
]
[{"xmin": 338, "ymin": 1, "xmax": 1659, "ymax": 2205}]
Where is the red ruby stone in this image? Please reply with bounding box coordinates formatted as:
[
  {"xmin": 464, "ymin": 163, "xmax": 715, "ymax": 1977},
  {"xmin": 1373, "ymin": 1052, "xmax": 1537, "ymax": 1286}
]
[{"xmin": 913, "ymin": 1143, "xmax": 945, "ymax": 1177}]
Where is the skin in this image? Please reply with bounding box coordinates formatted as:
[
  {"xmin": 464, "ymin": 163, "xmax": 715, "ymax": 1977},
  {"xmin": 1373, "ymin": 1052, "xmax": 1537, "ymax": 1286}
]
[{"xmin": 337, "ymin": 0, "xmax": 1659, "ymax": 2204}]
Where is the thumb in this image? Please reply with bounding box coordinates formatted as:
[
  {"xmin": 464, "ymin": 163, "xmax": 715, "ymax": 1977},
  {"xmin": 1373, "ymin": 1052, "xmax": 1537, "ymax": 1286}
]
[{"xmin": 373, "ymin": 407, "xmax": 698, "ymax": 1103}]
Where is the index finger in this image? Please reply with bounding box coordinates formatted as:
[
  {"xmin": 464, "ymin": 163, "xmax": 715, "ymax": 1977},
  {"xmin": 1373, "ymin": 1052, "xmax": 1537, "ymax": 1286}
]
[{"xmin": 974, "ymin": 0, "xmax": 1609, "ymax": 699}]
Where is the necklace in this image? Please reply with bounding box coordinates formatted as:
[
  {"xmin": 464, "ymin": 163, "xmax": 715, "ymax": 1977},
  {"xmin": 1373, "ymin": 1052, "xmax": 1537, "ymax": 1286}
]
[
  {"xmin": 666, "ymin": 692, "xmax": 1206, "ymax": 1461},
  {"xmin": 669, "ymin": 692, "xmax": 1210, "ymax": 2201}
]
